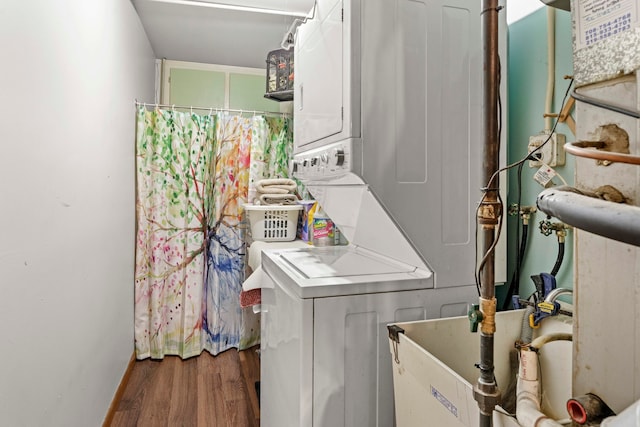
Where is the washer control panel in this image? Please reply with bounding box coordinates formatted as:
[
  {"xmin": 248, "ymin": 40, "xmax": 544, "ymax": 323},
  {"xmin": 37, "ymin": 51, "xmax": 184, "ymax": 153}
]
[{"xmin": 292, "ymin": 140, "xmax": 354, "ymax": 181}]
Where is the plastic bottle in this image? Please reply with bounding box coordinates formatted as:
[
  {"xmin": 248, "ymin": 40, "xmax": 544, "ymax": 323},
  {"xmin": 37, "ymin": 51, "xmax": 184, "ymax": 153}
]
[{"xmin": 312, "ymin": 207, "xmax": 334, "ymax": 247}]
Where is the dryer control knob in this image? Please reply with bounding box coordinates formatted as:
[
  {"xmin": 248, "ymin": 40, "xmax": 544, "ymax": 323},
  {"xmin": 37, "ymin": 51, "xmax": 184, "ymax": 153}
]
[{"xmin": 333, "ymin": 148, "xmax": 345, "ymax": 166}]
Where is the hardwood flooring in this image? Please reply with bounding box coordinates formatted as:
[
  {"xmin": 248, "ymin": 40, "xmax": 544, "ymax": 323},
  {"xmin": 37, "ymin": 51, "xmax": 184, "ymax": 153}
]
[{"xmin": 109, "ymin": 347, "xmax": 260, "ymax": 427}]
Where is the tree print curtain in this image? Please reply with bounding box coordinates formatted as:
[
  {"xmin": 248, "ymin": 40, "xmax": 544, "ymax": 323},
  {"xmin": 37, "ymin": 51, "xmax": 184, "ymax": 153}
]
[{"xmin": 134, "ymin": 107, "xmax": 293, "ymax": 359}]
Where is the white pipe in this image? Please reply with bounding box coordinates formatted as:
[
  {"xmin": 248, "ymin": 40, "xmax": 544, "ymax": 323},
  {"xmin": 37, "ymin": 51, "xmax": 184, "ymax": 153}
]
[
  {"xmin": 544, "ymin": 7, "xmax": 556, "ymax": 132},
  {"xmin": 516, "ymin": 349, "xmax": 563, "ymax": 426},
  {"xmin": 601, "ymin": 398, "xmax": 640, "ymax": 426},
  {"xmin": 516, "ymin": 333, "xmax": 572, "ymax": 427}
]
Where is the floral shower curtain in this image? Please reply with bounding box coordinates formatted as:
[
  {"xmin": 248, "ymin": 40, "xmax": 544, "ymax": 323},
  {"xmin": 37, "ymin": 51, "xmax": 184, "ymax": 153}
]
[{"xmin": 134, "ymin": 107, "xmax": 292, "ymax": 359}]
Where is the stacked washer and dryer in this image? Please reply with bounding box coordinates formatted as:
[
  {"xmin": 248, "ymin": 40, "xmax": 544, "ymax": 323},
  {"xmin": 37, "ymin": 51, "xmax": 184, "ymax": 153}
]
[{"xmin": 259, "ymin": 0, "xmax": 506, "ymax": 426}]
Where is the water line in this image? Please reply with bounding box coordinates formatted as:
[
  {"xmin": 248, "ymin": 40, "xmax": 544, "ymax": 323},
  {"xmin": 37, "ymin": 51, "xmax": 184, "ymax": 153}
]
[
  {"xmin": 537, "ymin": 187, "xmax": 640, "ymax": 247},
  {"xmin": 475, "ymin": 0, "xmax": 502, "ymax": 425}
]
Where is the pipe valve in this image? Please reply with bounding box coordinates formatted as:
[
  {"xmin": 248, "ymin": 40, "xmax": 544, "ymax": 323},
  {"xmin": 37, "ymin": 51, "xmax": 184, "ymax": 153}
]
[
  {"xmin": 508, "ymin": 205, "xmax": 537, "ymax": 225},
  {"xmin": 468, "ymin": 304, "xmax": 483, "ymax": 333},
  {"xmin": 539, "ymin": 219, "xmax": 569, "ymax": 237}
]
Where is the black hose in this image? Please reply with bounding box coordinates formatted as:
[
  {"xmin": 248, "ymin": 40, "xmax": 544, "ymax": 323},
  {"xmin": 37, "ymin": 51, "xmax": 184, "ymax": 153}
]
[
  {"xmin": 502, "ymin": 222, "xmax": 529, "ymax": 310},
  {"xmin": 550, "ymin": 241, "xmax": 565, "ymax": 277},
  {"xmin": 505, "ymin": 224, "xmax": 529, "ymax": 300},
  {"xmin": 518, "ymin": 223, "xmax": 529, "ymax": 283},
  {"xmin": 501, "ymin": 160, "xmax": 525, "ymax": 310}
]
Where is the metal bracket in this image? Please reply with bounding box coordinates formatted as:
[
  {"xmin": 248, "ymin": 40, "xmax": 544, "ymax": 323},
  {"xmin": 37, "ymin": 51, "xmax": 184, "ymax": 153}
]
[{"xmin": 387, "ymin": 324, "xmax": 405, "ymax": 364}]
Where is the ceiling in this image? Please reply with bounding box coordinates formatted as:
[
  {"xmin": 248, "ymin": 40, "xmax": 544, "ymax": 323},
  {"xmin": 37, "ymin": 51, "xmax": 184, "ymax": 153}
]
[{"xmin": 132, "ymin": 0, "xmax": 315, "ymax": 69}]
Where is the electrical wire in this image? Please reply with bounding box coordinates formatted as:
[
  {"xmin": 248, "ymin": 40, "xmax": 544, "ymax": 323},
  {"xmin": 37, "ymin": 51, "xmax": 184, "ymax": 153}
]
[
  {"xmin": 572, "ymin": 88, "xmax": 640, "ymax": 119},
  {"xmin": 553, "ymin": 170, "xmax": 568, "ymax": 186},
  {"xmin": 476, "ymin": 77, "xmax": 575, "ymax": 293},
  {"xmin": 484, "ymin": 78, "xmax": 574, "ymax": 193},
  {"xmin": 474, "ymin": 55, "xmax": 504, "ymax": 295}
]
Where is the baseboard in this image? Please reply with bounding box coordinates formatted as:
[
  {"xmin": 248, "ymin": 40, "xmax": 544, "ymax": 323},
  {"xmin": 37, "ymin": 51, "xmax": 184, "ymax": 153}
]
[{"xmin": 102, "ymin": 352, "xmax": 136, "ymax": 427}]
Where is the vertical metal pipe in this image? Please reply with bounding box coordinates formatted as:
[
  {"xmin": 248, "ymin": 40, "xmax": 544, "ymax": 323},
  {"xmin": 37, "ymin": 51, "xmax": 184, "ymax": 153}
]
[
  {"xmin": 474, "ymin": 0, "xmax": 502, "ymax": 425},
  {"xmin": 482, "ymin": 3, "xmax": 500, "ymax": 178}
]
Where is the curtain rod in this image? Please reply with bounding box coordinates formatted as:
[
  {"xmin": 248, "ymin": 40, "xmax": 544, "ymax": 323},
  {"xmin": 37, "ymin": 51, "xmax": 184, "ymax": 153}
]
[{"xmin": 135, "ymin": 101, "xmax": 291, "ymax": 118}]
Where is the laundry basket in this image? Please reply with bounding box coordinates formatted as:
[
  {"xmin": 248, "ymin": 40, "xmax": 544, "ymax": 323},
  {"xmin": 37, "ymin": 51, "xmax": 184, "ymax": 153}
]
[{"xmin": 244, "ymin": 204, "xmax": 303, "ymax": 242}]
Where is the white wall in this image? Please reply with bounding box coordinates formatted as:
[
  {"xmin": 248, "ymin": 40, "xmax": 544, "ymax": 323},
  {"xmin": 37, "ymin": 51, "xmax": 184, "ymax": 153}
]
[
  {"xmin": 507, "ymin": 0, "xmax": 544, "ymax": 24},
  {"xmin": 0, "ymin": 1, "xmax": 155, "ymax": 425}
]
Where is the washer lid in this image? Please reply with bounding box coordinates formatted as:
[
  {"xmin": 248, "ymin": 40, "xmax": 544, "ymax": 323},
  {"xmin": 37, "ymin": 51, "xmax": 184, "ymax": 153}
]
[{"xmin": 278, "ymin": 246, "xmax": 415, "ymax": 279}]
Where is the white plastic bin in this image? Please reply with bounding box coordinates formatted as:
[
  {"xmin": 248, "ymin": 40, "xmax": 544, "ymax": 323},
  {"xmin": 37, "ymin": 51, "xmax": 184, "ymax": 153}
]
[
  {"xmin": 244, "ymin": 204, "xmax": 302, "ymax": 242},
  {"xmin": 388, "ymin": 310, "xmax": 573, "ymax": 427}
]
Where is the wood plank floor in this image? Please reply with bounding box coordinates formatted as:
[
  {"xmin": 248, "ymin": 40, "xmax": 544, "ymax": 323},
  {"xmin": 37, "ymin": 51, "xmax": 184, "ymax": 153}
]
[{"xmin": 109, "ymin": 347, "xmax": 260, "ymax": 427}]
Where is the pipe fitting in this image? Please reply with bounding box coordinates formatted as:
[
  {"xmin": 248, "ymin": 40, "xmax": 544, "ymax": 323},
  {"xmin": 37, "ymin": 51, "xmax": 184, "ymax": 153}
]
[
  {"xmin": 567, "ymin": 393, "xmax": 614, "ymax": 425},
  {"xmin": 480, "ymin": 297, "xmax": 497, "ymax": 334},
  {"xmin": 539, "ymin": 220, "xmax": 569, "ymax": 238},
  {"xmin": 473, "ymin": 381, "xmax": 502, "ymax": 416},
  {"xmin": 520, "ymin": 206, "xmax": 537, "ymax": 225},
  {"xmin": 478, "ymin": 197, "xmax": 502, "ymax": 228}
]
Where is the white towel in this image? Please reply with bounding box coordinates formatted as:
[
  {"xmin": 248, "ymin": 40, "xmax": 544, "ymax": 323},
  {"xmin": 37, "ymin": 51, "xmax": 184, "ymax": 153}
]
[
  {"xmin": 256, "ymin": 178, "xmax": 297, "ymax": 194},
  {"xmin": 258, "ymin": 193, "xmax": 297, "ymax": 205},
  {"xmin": 255, "ymin": 178, "xmax": 298, "ymax": 205}
]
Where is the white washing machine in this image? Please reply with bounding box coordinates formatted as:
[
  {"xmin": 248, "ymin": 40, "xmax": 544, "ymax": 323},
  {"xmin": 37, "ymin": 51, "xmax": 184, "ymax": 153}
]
[
  {"xmin": 259, "ymin": 245, "xmax": 474, "ymax": 427},
  {"xmin": 258, "ymin": 0, "xmax": 506, "ymax": 425}
]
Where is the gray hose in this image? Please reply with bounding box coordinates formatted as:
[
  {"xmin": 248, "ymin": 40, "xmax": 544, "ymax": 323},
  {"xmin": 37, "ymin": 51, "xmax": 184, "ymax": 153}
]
[{"xmin": 520, "ymin": 306, "xmax": 535, "ymax": 344}]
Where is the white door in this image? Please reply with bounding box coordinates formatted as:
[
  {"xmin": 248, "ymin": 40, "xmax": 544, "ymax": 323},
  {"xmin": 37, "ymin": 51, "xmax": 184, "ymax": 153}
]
[{"xmin": 294, "ymin": 0, "xmax": 344, "ymax": 150}]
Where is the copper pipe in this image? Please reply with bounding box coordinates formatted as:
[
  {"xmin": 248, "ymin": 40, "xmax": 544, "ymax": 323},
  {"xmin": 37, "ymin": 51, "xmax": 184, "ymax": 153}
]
[
  {"xmin": 475, "ymin": 1, "xmax": 502, "ymax": 425},
  {"xmin": 565, "ymin": 141, "xmax": 640, "ymax": 165}
]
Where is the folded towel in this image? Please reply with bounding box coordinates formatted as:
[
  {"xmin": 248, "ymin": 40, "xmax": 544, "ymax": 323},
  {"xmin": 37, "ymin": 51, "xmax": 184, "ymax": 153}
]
[
  {"xmin": 256, "ymin": 186, "xmax": 291, "ymax": 195},
  {"xmin": 258, "ymin": 193, "xmax": 297, "ymax": 205},
  {"xmin": 256, "ymin": 178, "xmax": 297, "ymax": 194}
]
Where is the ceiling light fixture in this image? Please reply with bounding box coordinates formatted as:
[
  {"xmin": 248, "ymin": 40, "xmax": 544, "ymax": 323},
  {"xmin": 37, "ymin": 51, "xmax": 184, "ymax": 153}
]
[{"xmin": 147, "ymin": 0, "xmax": 310, "ymax": 17}]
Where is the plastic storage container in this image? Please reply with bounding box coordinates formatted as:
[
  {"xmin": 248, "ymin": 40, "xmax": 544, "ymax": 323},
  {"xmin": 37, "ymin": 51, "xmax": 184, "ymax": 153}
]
[
  {"xmin": 264, "ymin": 48, "xmax": 294, "ymax": 102},
  {"xmin": 245, "ymin": 204, "xmax": 302, "ymax": 242}
]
